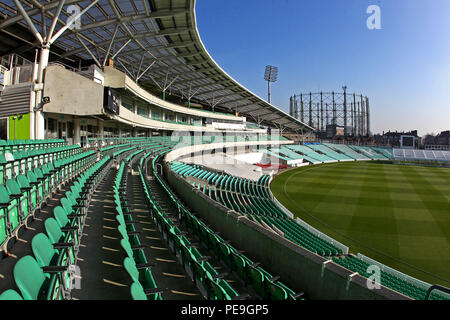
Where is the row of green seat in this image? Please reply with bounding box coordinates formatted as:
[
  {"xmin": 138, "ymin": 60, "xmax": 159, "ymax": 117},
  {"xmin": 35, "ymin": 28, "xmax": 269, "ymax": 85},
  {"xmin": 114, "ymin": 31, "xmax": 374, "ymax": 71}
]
[
  {"xmin": 0, "ymin": 139, "xmax": 66, "ymax": 153},
  {"xmin": 371, "ymin": 146, "xmax": 394, "ymax": 159},
  {"xmin": 0, "ymin": 144, "xmax": 82, "ymax": 184},
  {"xmin": 0, "ymin": 154, "xmax": 111, "ymax": 300},
  {"xmin": 138, "ymin": 150, "xmax": 248, "ymax": 300},
  {"xmin": 113, "ymin": 155, "xmax": 167, "ymax": 300},
  {"xmin": 171, "ymin": 162, "xmax": 342, "ymax": 257},
  {"xmin": 333, "ymin": 256, "xmax": 448, "ymax": 300},
  {"xmin": 153, "ymin": 156, "xmax": 303, "ymax": 300},
  {"xmin": 284, "ymin": 145, "xmax": 336, "ymax": 163},
  {"xmin": 305, "ymin": 144, "xmax": 354, "ymax": 161},
  {"xmin": 0, "ymin": 150, "xmax": 98, "ymax": 255},
  {"xmin": 323, "ymin": 143, "xmax": 371, "ymax": 160}
]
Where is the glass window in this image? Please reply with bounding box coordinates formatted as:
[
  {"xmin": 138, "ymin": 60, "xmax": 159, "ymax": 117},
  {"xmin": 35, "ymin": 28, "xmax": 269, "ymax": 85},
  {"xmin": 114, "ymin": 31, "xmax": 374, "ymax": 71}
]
[
  {"xmin": 121, "ymin": 98, "xmax": 134, "ymax": 111},
  {"xmin": 151, "ymin": 111, "xmax": 162, "ymax": 120},
  {"xmin": 47, "ymin": 118, "xmax": 57, "ymax": 139}
]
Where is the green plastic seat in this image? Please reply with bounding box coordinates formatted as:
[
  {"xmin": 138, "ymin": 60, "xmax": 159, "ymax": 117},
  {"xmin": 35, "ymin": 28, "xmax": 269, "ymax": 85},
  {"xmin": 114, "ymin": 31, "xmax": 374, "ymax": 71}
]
[
  {"xmin": 13, "ymin": 255, "xmax": 61, "ymax": 300},
  {"xmin": 0, "ymin": 289, "xmax": 23, "ymax": 300},
  {"xmin": 123, "ymin": 257, "xmax": 163, "ymax": 300},
  {"xmin": 130, "ymin": 281, "xmax": 149, "ymax": 300}
]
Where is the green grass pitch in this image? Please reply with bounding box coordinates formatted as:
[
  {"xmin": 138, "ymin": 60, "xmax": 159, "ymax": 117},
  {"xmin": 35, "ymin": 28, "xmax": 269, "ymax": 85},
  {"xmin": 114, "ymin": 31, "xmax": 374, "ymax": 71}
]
[{"xmin": 270, "ymin": 162, "xmax": 450, "ymax": 287}]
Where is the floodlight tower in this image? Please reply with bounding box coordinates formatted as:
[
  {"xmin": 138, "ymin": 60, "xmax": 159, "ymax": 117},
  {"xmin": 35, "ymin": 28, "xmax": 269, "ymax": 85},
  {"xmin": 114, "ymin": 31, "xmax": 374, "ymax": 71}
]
[{"xmin": 264, "ymin": 65, "xmax": 278, "ymax": 104}]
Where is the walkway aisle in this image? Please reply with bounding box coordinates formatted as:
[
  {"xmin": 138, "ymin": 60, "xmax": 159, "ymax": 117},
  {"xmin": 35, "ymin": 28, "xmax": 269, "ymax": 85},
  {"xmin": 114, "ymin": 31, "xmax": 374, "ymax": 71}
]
[
  {"xmin": 71, "ymin": 167, "xmax": 130, "ymax": 300},
  {"xmin": 127, "ymin": 165, "xmax": 202, "ymax": 300}
]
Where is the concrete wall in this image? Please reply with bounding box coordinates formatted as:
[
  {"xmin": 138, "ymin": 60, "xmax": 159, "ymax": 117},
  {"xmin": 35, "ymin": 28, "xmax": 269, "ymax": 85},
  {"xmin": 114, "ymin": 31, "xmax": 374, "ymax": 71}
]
[
  {"xmin": 43, "ymin": 65, "xmax": 104, "ymax": 116},
  {"xmin": 103, "ymin": 66, "xmax": 245, "ymax": 122},
  {"xmin": 111, "ymin": 106, "xmax": 239, "ymax": 133},
  {"xmin": 165, "ymin": 164, "xmax": 410, "ymax": 300}
]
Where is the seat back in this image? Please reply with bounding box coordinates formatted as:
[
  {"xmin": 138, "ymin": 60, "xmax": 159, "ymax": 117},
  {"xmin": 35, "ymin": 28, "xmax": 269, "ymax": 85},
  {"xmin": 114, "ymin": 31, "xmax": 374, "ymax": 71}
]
[
  {"xmin": 130, "ymin": 281, "xmax": 147, "ymax": 300},
  {"xmin": 123, "ymin": 257, "xmax": 139, "ymax": 282},
  {"xmin": 16, "ymin": 174, "xmax": 30, "ymax": 188},
  {"xmin": 60, "ymin": 198, "xmax": 73, "ymax": 215},
  {"xmin": 13, "ymin": 255, "xmax": 46, "ymax": 300},
  {"xmin": 32, "ymin": 233, "xmax": 57, "ymax": 267},
  {"xmin": 0, "ymin": 289, "xmax": 23, "ymax": 300},
  {"xmin": 0, "ymin": 185, "xmax": 10, "ymax": 205},
  {"xmin": 120, "ymin": 238, "xmax": 134, "ymax": 258},
  {"xmin": 44, "ymin": 218, "xmax": 64, "ymax": 244},
  {"xmin": 53, "ymin": 206, "xmax": 69, "ymax": 227}
]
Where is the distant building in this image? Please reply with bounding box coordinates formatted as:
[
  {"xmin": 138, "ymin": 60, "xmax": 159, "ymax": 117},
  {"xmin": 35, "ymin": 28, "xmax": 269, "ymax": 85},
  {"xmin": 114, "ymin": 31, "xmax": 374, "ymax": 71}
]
[
  {"xmin": 423, "ymin": 130, "xmax": 450, "ymax": 149},
  {"xmin": 373, "ymin": 130, "xmax": 420, "ymax": 148}
]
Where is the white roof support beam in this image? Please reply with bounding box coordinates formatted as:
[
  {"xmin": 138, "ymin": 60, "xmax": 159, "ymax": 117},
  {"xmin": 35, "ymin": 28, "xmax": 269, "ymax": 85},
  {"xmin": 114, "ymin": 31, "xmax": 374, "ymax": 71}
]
[
  {"xmin": 76, "ymin": 34, "xmax": 101, "ymax": 67},
  {"xmin": 136, "ymin": 60, "xmax": 156, "ymax": 82},
  {"xmin": 12, "ymin": 0, "xmax": 44, "ymax": 44},
  {"xmin": 102, "ymin": 24, "xmax": 119, "ymax": 67},
  {"xmin": 47, "ymin": 0, "xmax": 67, "ymax": 42},
  {"xmin": 111, "ymin": 39, "xmax": 131, "ymax": 59},
  {"xmin": 0, "ymin": 0, "xmax": 83, "ymax": 30},
  {"xmin": 49, "ymin": 0, "xmax": 100, "ymax": 45}
]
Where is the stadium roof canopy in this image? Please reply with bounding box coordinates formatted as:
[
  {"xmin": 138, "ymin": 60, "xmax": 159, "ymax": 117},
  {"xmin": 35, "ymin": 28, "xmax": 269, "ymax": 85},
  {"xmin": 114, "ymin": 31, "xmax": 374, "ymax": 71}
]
[{"xmin": 0, "ymin": 0, "xmax": 314, "ymax": 133}]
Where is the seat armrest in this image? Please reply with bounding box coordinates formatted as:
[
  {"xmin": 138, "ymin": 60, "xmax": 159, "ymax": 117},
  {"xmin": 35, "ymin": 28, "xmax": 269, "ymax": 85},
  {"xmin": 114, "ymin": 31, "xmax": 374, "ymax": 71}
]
[
  {"xmin": 61, "ymin": 226, "xmax": 78, "ymax": 232},
  {"xmin": 135, "ymin": 262, "xmax": 156, "ymax": 270},
  {"xmin": 53, "ymin": 242, "xmax": 74, "ymax": 249},
  {"xmin": 42, "ymin": 265, "xmax": 68, "ymax": 273},
  {"xmin": 127, "ymin": 231, "xmax": 141, "ymax": 235},
  {"xmin": 212, "ymin": 273, "xmax": 228, "ymax": 281},
  {"xmin": 131, "ymin": 244, "xmax": 148, "ymax": 250},
  {"xmin": 67, "ymin": 214, "xmax": 85, "ymax": 219}
]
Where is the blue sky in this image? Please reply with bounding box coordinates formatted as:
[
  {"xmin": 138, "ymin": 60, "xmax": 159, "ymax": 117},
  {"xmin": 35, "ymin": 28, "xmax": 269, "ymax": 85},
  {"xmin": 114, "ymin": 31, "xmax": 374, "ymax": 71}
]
[{"xmin": 196, "ymin": 0, "xmax": 450, "ymax": 136}]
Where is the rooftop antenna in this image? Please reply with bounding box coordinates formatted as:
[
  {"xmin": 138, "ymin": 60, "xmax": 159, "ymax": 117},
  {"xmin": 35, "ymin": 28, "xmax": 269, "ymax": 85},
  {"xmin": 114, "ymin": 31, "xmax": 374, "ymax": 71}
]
[{"xmin": 264, "ymin": 65, "xmax": 278, "ymax": 104}]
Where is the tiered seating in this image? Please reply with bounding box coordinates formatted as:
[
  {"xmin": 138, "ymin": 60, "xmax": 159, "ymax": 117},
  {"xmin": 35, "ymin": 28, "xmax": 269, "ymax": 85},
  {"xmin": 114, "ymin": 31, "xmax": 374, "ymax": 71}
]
[
  {"xmin": 113, "ymin": 160, "xmax": 166, "ymax": 300},
  {"xmin": 147, "ymin": 154, "xmax": 302, "ymax": 300},
  {"xmin": 0, "ymin": 139, "xmax": 66, "ymax": 153},
  {"xmin": 348, "ymin": 145, "xmax": 389, "ymax": 160},
  {"xmin": 393, "ymin": 148, "xmax": 450, "ymax": 162},
  {"xmin": 0, "ymin": 144, "xmax": 82, "ymax": 184},
  {"xmin": 258, "ymin": 148, "xmax": 298, "ymax": 164},
  {"xmin": 0, "ymin": 152, "xmax": 111, "ymax": 300},
  {"xmin": 285, "ymin": 145, "xmax": 336, "ymax": 163},
  {"xmin": 323, "ymin": 143, "xmax": 371, "ymax": 160},
  {"xmin": 371, "ymin": 147, "xmax": 394, "ymax": 159},
  {"xmin": 138, "ymin": 152, "xmax": 243, "ymax": 300},
  {"xmin": 333, "ymin": 256, "xmax": 448, "ymax": 300},
  {"xmin": 305, "ymin": 143, "xmax": 353, "ymax": 161},
  {"xmin": 171, "ymin": 162, "xmax": 342, "ymax": 258},
  {"xmin": 0, "ymin": 149, "xmax": 97, "ymax": 256}
]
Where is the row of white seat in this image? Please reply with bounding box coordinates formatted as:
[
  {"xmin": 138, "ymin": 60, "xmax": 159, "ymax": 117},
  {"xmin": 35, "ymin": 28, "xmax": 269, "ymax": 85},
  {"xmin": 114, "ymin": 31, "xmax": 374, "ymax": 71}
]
[{"xmin": 393, "ymin": 148, "xmax": 450, "ymax": 161}]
